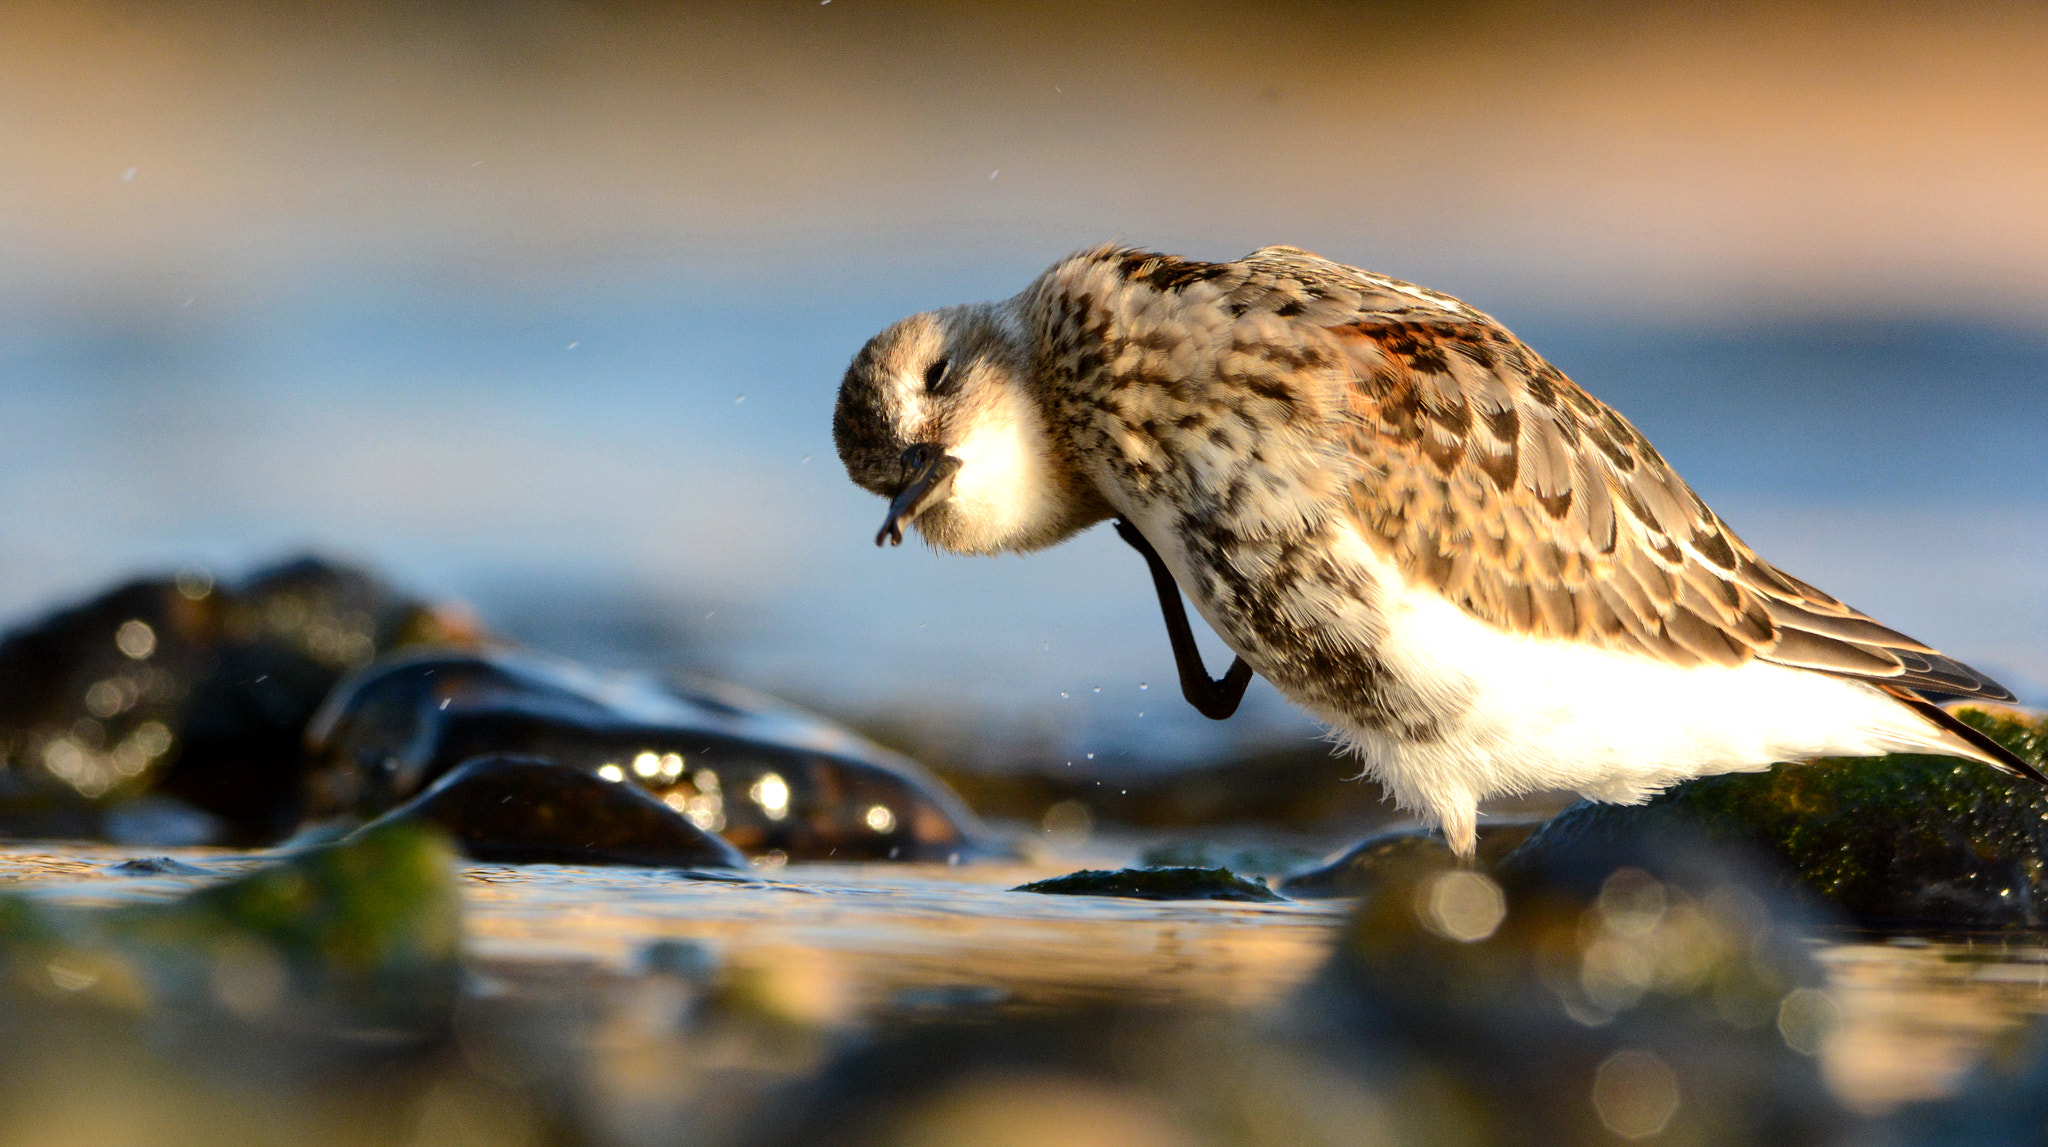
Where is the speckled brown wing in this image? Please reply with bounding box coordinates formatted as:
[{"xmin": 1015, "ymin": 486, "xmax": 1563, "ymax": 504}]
[{"xmin": 1216, "ymin": 250, "xmax": 2016, "ymax": 703}]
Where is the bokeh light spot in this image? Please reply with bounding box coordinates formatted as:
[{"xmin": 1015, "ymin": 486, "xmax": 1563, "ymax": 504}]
[
  {"xmin": 1417, "ymin": 869, "xmax": 1506, "ymax": 942},
  {"xmin": 1591, "ymin": 1049, "xmax": 1681, "ymax": 1140}
]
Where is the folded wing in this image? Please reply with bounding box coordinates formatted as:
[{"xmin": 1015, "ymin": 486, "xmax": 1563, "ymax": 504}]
[{"xmin": 1218, "ymin": 248, "xmax": 2017, "ymax": 709}]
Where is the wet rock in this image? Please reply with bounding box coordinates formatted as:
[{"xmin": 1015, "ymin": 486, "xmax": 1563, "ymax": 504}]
[
  {"xmin": 1504, "ymin": 707, "xmax": 2048, "ymax": 931},
  {"xmin": 1012, "ymin": 866, "xmax": 1284, "ymax": 902},
  {"xmin": 0, "ymin": 822, "xmax": 461, "ymax": 1040},
  {"xmin": 358, "ymin": 754, "xmax": 747, "ymax": 868},
  {"xmin": 106, "ymin": 856, "xmax": 213, "ymax": 876},
  {"xmin": 305, "ymin": 650, "xmax": 997, "ymax": 861},
  {"xmin": 0, "ymin": 556, "xmax": 473, "ymax": 843},
  {"xmin": 0, "ymin": 821, "xmax": 500, "ymax": 1140},
  {"xmin": 1305, "ymin": 825, "xmax": 1860, "ymax": 1146},
  {"xmin": 1279, "ymin": 817, "xmax": 1547, "ymax": 899}
]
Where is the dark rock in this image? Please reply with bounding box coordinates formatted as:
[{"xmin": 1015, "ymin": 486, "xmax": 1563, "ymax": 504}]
[
  {"xmin": 107, "ymin": 856, "xmax": 213, "ymax": 876},
  {"xmin": 0, "ymin": 556, "xmax": 474, "ymax": 843},
  {"xmin": 1307, "ymin": 825, "xmax": 1860, "ymax": 1146},
  {"xmin": 1011, "ymin": 866, "xmax": 1284, "ymax": 902},
  {"xmin": 1279, "ymin": 816, "xmax": 1547, "ymax": 899},
  {"xmin": 357, "ymin": 754, "xmax": 747, "ymax": 868},
  {"xmin": 1503, "ymin": 707, "xmax": 2048, "ymax": 931},
  {"xmin": 305, "ymin": 650, "xmax": 997, "ymax": 861}
]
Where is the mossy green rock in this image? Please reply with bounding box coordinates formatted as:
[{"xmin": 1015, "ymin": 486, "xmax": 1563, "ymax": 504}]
[
  {"xmin": 0, "ymin": 822, "xmax": 462, "ymax": 1035},
  {"xmin": 1507, "ymin": 708, "xmax": 2048, "ymax": 931},
  {"xmin": 1013, "ymin": 866, "xmax": 1284, "ymax": 902}
]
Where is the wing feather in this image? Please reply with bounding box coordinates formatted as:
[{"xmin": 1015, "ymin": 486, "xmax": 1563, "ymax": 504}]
[{"xmin": 1211, "ymin": 247, "xmax": 2017, "ymax": 705}]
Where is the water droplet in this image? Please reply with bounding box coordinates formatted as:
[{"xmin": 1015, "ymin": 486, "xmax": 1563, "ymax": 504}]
[
  {"xmin": 1138, "ymin": 682, "xmax": 1149, "ymax": 690},
  {"xmin": 735, "ymin": 394, "xmax": 746, "ymax": 404},
  {"xmin": 1058, "ymin": 691, "xmax": 1069, "ymax": 699}
]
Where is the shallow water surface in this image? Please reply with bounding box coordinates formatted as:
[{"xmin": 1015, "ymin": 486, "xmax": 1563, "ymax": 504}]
[{"xmin": 5, "ymin": 842, "xmax": 2046, "ymax": 1119}]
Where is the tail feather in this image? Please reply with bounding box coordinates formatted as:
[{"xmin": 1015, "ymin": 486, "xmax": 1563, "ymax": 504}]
[{"xmin": 1878, "ymin": 683, "xmax": 2048, "ymax": 785}]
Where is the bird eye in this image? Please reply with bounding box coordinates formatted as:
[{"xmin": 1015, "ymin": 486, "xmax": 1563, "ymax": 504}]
[{"xmin": 923, "ymin": 356, "xmax": 952, "ymax": 393}]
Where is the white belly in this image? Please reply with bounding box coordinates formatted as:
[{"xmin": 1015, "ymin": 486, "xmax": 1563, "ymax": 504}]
[{"xmin": 1188, "ymin": 522, "xmax": 1966, "ymax": 851}]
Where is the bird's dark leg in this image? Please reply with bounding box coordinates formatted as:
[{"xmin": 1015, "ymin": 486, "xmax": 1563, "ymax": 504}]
[{"xmin": 1113, "ymin": 518, "xmax": 1253, "ymax": 720}]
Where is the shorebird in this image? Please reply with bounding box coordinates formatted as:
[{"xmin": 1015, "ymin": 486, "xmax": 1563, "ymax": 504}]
[{"xmin": 833, "ymin": 244, "xmax": 2042, "ymax": 855}]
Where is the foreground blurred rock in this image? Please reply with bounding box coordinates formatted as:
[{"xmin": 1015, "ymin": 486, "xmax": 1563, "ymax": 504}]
[
  {"xmin": 1508, "ymin": 707, "xmax": 2048, "ymax": 930},
  {"xmin": 0, "ymin": 822, "xmax": 462, "ymax": 1049},
  {"xmin": 1306, "ymin": 826, "xmax": 1862, "ymax": 1146},
  {"xmin": 750, "ymin": 825, "xmax": 1871, "ymax": 1147},
  {"xmin": 0, "ymin": 822, "xmax": 578, "ymax": 1145},
  {"xmin": 306, "ymin": 650, "xmax": 999, "ymax": 862},
  {"xmin": 0, "ymin": 557, "xmax": 475, "ymax": 843}
]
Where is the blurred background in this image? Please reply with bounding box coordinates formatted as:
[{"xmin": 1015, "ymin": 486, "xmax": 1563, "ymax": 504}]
[{"xmin": 4, "ymin": 0, "xmax": 2044, "ymax": 779}]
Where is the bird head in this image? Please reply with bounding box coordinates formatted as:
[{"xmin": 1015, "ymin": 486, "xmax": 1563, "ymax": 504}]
[{"xmin": 833, "ymin": 300, "xmax": 1108, "ymax": 555}]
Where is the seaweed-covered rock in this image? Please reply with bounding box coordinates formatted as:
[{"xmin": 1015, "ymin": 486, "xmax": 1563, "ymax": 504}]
[
  {"xmin": 0, "ymin": 822, "xmax": 461, "ymax": 1038},
  {"xmin": 0, "ymin": 556, "xmax": 473, "ymax": 842},
  {"xmin": 1307, "ymin": 826, "xmax": 1858, "ymax": 1146},
  {"xmin": 1012, "ymin": 866, "xmax": 1284, "ymax": 902},
  {"xmin": 358, "ymin": 754, "xmax": 747, "ymax": 868},
  {"xmin": 1279, "ymin": 818, "xmax": 1545, "ymax": 899},
  {"xmin": 1505, "ymin": 708, "xmax": 2048, "ymax": 931},
  {"xmin": 304, "ymin": 650, "xmax": 996, "ymax": 861}
]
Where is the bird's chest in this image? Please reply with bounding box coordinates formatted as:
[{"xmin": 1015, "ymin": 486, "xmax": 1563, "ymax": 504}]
[{"xmin": 1161, "ymin": 513, "xmax": 1448, "ymax": 737}]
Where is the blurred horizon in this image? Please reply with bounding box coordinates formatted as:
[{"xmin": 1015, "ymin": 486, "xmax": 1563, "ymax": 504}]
[{"xmin": 5, "ymin": 0, "xmax": 2045, "ymax": 770}]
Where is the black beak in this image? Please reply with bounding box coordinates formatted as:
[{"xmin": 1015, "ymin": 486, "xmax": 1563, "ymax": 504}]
[{"xmin": 876, "ymin": 444, "xmax": 962, "ymax": 547}]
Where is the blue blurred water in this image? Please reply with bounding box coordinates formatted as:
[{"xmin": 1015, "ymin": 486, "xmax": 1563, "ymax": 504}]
[{"xmin": 4, "ymin": 255, "xmax": 2043, "ymax": 771}]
